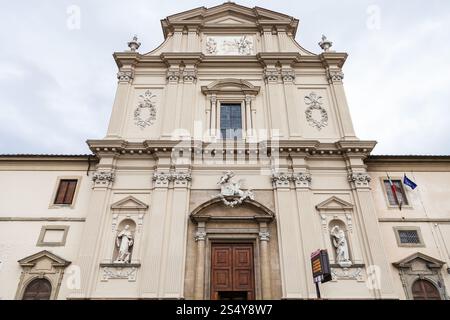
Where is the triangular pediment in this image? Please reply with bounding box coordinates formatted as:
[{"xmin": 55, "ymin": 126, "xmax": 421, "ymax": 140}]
[
  {"xmin": 161, "ymin": 2, "xmax": 299, "ymax": 38},
  {"xmin": 393, "ymin": 252, "xmax": 445, "ymax": 269},
  {"xmin": 315, "ymin": 196, "xmax": 354, "ymax": 211},
  {"xmin": 18, "ymin": 250, "xmax": 71, "ymax": 267},
  {"xmin": 111, "ymin": 196, "xmax": 149, "ymax": 210}
]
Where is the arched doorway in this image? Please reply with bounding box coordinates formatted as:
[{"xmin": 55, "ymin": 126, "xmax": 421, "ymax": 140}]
[
  {"xmin": 412, "ymin": 279, "xmax": 441, "ymax": 300},
  {"xmin": 22, "ymin": 278, "xmax": 52, "ymax": 300},
  {"xmin": 188, "ymin": 197, "xmax": 280, "ymax": 300}
]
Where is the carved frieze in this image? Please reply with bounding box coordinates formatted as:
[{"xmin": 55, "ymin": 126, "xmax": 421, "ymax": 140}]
[
  {"xmin": 101, "ymin": 265, "xmax": 138, "ymax": 282},
  {"xmin": 331, "ymin": 267, "xmax": 364, "ymax": 281},
  {"xmin": 205, "ymin": 36, "xmax": 254, "ymax": 55}
]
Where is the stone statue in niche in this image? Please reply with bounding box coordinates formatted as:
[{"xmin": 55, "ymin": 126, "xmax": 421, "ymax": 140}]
[
  {"xmin": 114, "ymin": 225, "xmax": 134, "ymax": 263},
  {"xmin": 330, "ymin": 225, "xmax": 352, "ymax": 267}
]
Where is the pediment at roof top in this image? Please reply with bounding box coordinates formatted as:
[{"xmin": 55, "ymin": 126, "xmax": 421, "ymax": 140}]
[{"xmin": 163, "ymin": 2, "xmax": 296, "ymax": 29}]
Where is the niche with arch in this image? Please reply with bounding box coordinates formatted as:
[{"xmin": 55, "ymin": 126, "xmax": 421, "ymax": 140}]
[{"xmin": 112, "ymin": 219, "xmax": 136, "ymax": 264}]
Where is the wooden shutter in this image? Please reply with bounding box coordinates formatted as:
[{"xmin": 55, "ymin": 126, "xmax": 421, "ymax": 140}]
[{"xmin": 54, "ymin": 179, "xmax": 77, "ymax": 204}]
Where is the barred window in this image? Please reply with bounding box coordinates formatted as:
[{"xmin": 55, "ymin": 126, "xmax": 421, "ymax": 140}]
[
  {"xmin": 383, "ymin": 179, "xmax": 408, "ymax": 206},
  {"xmin": 398, "ymin": 230, "xmax": 420, "ymax": 244}
]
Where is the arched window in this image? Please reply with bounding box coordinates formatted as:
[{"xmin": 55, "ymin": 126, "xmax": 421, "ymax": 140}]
[
  {"xmin": 412, "ymin": 279, "xmax": 441, "ymax": 300},
  {"xmin": 22, "ymin": 278, "xmax": 52, "ymax": 300}
]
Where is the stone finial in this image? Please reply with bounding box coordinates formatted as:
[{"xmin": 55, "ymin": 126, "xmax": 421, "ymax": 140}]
[
  {"xmin": 318, "ymin": 34, "xmax": 333, "ymax": 52},
  {"xmin": 127, "ymin": 35, "xmax": 141, "ymax": 52}
]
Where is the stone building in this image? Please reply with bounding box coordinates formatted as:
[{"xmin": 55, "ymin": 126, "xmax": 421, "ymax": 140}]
[{"xmin": 0, "ymin": 2, "xmax": 449, "ymax": 300}]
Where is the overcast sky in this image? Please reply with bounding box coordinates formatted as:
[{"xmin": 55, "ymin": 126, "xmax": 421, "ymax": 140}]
[{"xmin": 0, "ymin": 0, "xmax": 449, "ymax": 155}]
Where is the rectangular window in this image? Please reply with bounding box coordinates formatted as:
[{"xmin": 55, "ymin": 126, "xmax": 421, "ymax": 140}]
[
  {"xmin": 220, "ymin": 103, "xmax": 242, "ymax": 139},
  {"xmin": 398, "ymin": 230, "xmax": 420, "ymax": 244},
  {"xmin": 54, "ymin": 179, "xmax": 78, "ymax": 205},
  {"xmin": 383, "ymin": 179, "xmax": 408, "ymax": 206}
]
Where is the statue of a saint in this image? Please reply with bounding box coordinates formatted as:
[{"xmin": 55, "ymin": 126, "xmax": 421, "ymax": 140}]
[
  {"xmin": 330, "ymin": 225, "xmax": 352, "ymax": 267},
  {"xmin": 114, "ymin": 225, "xmax": 134, "ymax": 263}
]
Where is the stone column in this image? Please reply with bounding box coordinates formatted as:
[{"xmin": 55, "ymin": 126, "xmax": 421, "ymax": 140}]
[
  {"xmin": 281, "ymin": 68, "xmax": 300, "ymax": 137},
  {"xmin": 179, "ymin": 67, "xmax": 197, "ymax": 136},
  {"xmin": 258, "ymin": 223, "xmax": 272, "ymax": 300},
  {"xmin": 70, "ymin": 157, "xmax": 116, "ymax": 298},
  {"xmin": 263, "ymin": 67, "xmax": 284, "ymax": 138},
  {"xmin": 140, "ymin": 154, "xmax": 172, "ymax": 298},
  {"xmin": 321, "ymin": 52, "xmax": 357, "ymax": 140},
  {"xmin": 106, "ymin": 69, "xmax": 134, "ymax": 138},
  {"xmin": 346, "ymin": 158, "xmax": 397, "ymax": 299},
  {"xmin": 291, "ymin": 154, "xmax": 321, "ymax": 298},
  {"xmin": 271, "ymin": 170, "xmax": 306, "ymax": 299},
  {"xmin": 193, "ymin": 222, "xmax": 207, "ymax": 300},
  {"xmin": 210, "ymin": 94, "xmax": 217, "ymax": 138},
  {"xmin": 162, "ymin": 67, "xmax": 181, "ymax": 138},
  {"xmin": 161, "ymin": 170, "xmax": 192, "ymax": 298},
  {"xmin": 245, "ymin": 95, "xmax": 252, "ymax": 138}
]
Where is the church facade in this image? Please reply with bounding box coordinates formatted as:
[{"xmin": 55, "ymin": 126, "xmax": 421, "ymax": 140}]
[{"xmin": 1, "ymin": 3, "xmax": 449, "ymax": 300}]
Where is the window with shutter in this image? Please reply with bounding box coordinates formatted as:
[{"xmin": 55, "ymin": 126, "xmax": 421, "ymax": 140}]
[
  {"xmin": 54, "ymin": 179, "xmax": 78, "ymax": 205},
  {"xmin": 220, "ymin": 104, "xmax": 242, "ymax": 139},
  {"xmin": 383, "ymin": 179, "xmax": 409, "ymax": 206}
]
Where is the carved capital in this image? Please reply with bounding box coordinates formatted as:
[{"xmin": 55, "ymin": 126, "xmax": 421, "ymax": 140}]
[
  {"xmin": 182, "ymin": 69, "xmax": 197, "ymax": 83},
  {"xmin": 271, "ymin": 171, "xmax": 291, "ymax": 188},
  {"xmin": 263, "ymin": 68, "xmax": 279, "ymax": 83},
  {"xmin": 117, "ymin": 70, "xmax": 134, "ymax": 83},
  {"xmin": 166, "ymin": 69, "xmax": 181, "ymax": 83},
  {"xmin": 348, "ymin": 172, "xmax": 371, "ymax": 188},
  {"xmin": 328, "ymin": 70, "xmax": 344, "ymax": 83},
  {"xmin": 281, "ymin": 69, "xmax": 295, "ymax": 83},
  {"xmin": 259, "ymin": 231, "xmax": 270, "ymax": 241},
  {"xmin": 172, "ymin": 171, "xmax": 192, "ymax": 187},
  {"xmin": 292, "ymin": 172, "xmax": 312, "ymax": 188},
  {"xmin": 194, "ymin": 231, "xmax": 206, "ymax": 241},
  {"xmin": 92, "ymin": 171, "xmax": 115, "ymax": 187},
  {"xmin": 152, "ymin": 172, "xmax": 172, "ymax": 187}
]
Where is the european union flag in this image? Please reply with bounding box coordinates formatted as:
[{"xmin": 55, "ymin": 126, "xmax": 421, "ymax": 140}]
[{"xmin": 403, "ymin": 175, "xmax": 417, "ymax": 190}]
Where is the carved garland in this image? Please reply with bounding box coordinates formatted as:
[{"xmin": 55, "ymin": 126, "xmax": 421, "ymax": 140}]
[
  {"xmin": 134, "ymin": 90, "xmax": 157, "ymax": 129},
  {"xmin": 304, "ymin": 92, "xmax": 328, "ymax": 130}
]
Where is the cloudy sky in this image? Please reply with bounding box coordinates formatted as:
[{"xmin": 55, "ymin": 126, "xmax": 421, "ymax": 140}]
[{"xmin": 0, "ymin": 0, "xmax": 449, "ymax": 155}]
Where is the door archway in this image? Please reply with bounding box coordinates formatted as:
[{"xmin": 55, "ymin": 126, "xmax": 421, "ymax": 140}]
[
  {"xmin": 22, "ymin": 278, "xmax": 52, "ymax": 300},
  {"xmin": 412, "ymin": 279, "xmax": 441, "ymax": 300}
]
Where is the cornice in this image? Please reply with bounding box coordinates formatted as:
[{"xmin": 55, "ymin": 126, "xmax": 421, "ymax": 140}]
[
  {"xmin": 86, "ymin": 139, "xmax": 378, "ymax": 159},
  {"xmin": 319, "ymin": 52, "xmax": 348, "ymax": 69}
]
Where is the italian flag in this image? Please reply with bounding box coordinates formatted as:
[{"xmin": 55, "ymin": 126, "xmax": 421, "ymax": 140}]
[{"xmin": 387, "ymin": 173, "xmax": 402, "ymax": 210}]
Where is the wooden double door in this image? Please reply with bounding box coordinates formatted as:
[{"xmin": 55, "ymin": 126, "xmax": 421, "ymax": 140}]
[{"xmin": 211, "ymin": 243, "xmax": 255, "ymax": 300}]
